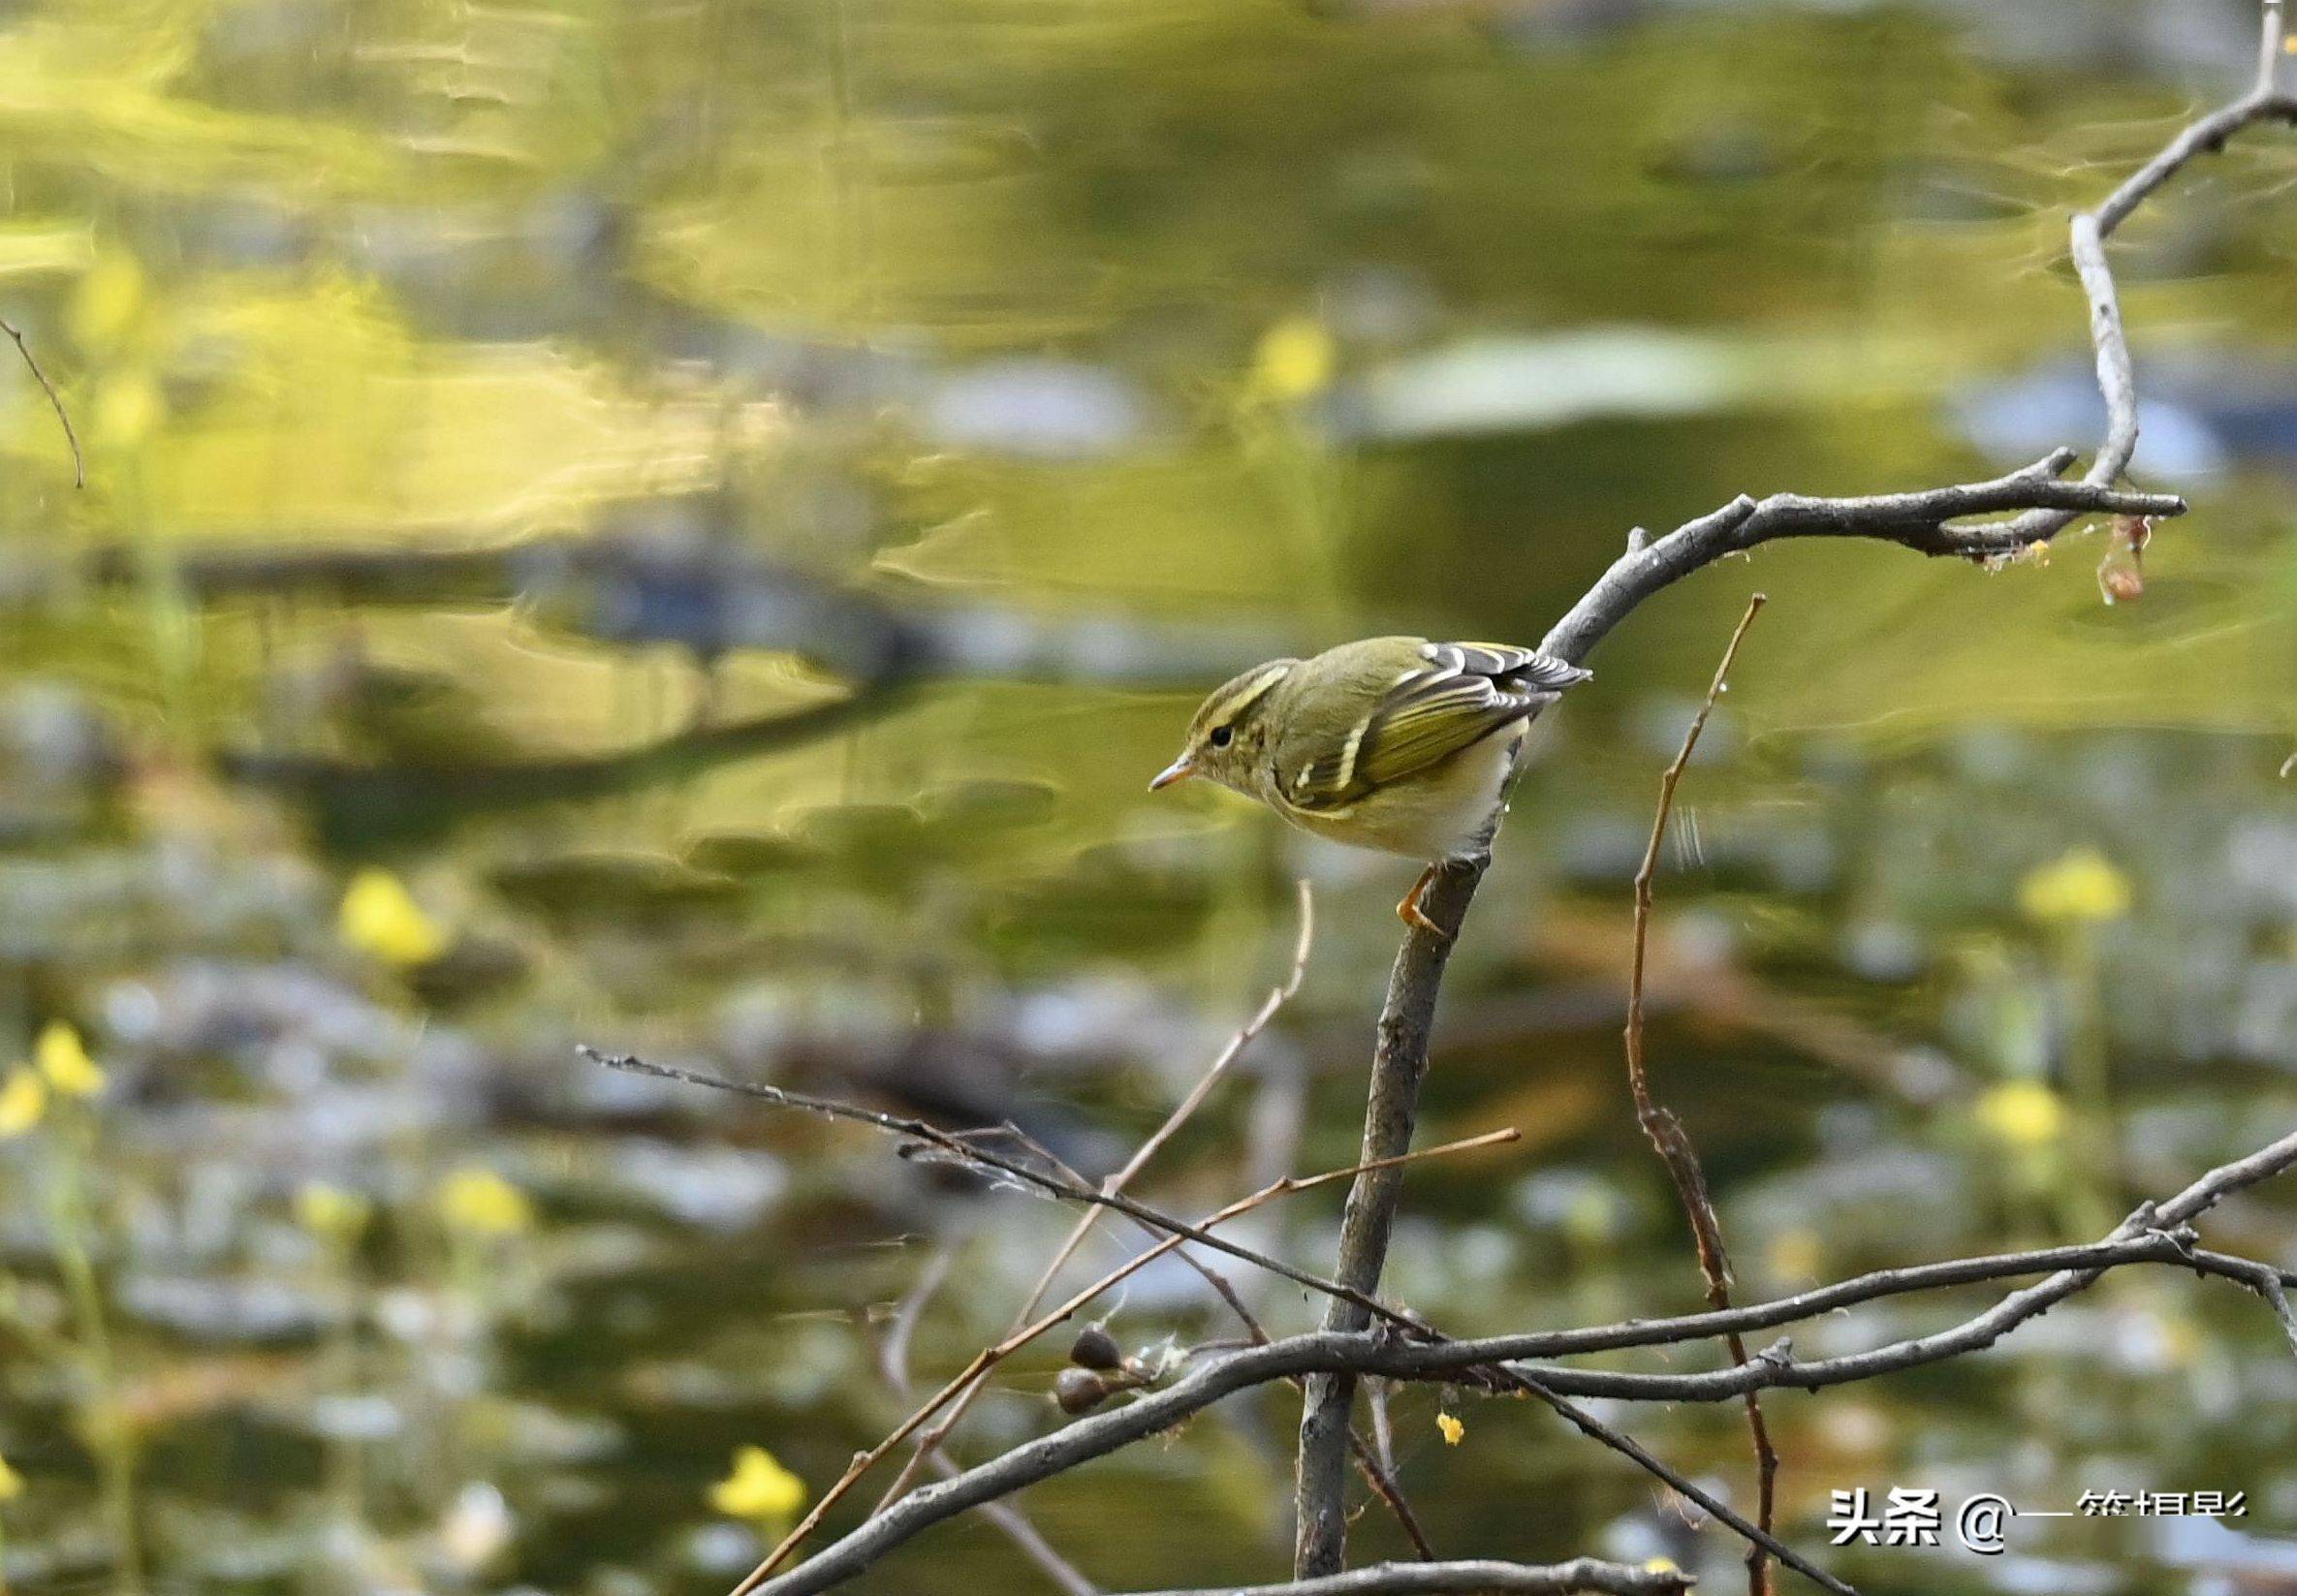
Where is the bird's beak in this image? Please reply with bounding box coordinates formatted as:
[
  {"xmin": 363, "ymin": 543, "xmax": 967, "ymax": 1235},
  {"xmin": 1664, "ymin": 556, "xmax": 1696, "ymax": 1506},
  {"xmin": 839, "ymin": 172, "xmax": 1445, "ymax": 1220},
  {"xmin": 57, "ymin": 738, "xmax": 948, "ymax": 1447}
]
[{"xmin": 1148, "ymin": 757, "xmax": 1194, "ymax": 792}]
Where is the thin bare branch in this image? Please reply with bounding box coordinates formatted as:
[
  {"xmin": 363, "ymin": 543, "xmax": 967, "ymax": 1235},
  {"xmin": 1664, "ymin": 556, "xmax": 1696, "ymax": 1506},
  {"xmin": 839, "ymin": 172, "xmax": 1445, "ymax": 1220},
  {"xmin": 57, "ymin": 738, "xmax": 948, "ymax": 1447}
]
[
  {"xmin": 1538, "ymin": 455, "xmax": 2179, "ymax": 667},
  {"xmin": 1292, "ymin": 860, "xmax": 1478, "ymax": 1574},
  {"xmin": 1294, "ymin": 39, "xmax": 2297, "ymax": 1580},
  {"xmin": 876, "ymin": 881, "xmax": 1314, "ymax": 1508},
  {"xmin": 1454, "ymin": 1230, "xmax": 2295, "ymax": 1364},
  {"xmin": 1504, "ymin": 1374, "xmax": 1849, "ymax": 1596},
  {"xmin": 877, "ymin": 1236, "xmax": 1100, "ymax": 1596},
  {"xmin": 1463, "ymin": 1127, "xmax": 2297, "ymax": 1398},
  {"xmin": 735, "ymin": 1126, "xmax": 2297, "ymax": 1596},
  {"xmin": 582, "ymin": 1047, "xmax": 1428, "ymax": 1336},
  {"xmin": 2, "ymin": 314, "xmax": 84, "ymax": 488},
  {"xmin": 732, "ymin": 1127, "xmax": 1519, "ymax": 1594},
  {"xmin": 1624, "ymin": 595, "xmax": 1778, "ymax": 1596},
  {"xmin": 2188, "ymin": 1246, "xmax": 2297, "ymax": 1361},
  {"xmin": 877, "ymin": 1237, "xmax": 961, "ymax": 1395}
]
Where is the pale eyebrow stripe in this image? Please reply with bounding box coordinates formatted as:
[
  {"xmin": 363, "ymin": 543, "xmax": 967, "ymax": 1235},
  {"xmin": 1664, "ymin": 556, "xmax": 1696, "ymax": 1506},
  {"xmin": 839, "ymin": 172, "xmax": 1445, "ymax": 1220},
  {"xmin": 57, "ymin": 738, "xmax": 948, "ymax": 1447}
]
[{"xmin": 1214, "ymin": 664, "xmax": 1292, "ymax": 721}]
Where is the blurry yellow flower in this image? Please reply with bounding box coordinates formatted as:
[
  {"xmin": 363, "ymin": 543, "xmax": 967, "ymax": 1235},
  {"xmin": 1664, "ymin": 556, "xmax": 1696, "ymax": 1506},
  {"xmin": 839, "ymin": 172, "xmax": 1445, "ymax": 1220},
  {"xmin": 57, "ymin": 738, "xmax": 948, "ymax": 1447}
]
[
  {"xmin": 296, "ymin": 1181, "xmax": 372, "ymax": 1245},
  {"xmin": 0, "ymin": 1450, "xmax": 21, "ymax": 1501},
  {"xmin": 2018, "ymin": 848, "xmax": 2130, "ymax": 927},
  {"xmin": 91, "ymin": 372, "xmax": 165, "ymax": 450},
  {"xmin": 339, "ymin": 868, "xmax": 448, "ymax": 967},
  {"xmin": 0, "ymin": 1070, "xmax": 47, "ymax": 1137},
  {"xmin": 1644, "ymin": 1557, "xmax": 1681, "ymax": 1576},
  {"xmin": 710, "ymin": 1444, "xmax": 806, "ymax": 1523},
  {"xmin": 34, "ymin": 1022, "xmax": 104, "ymax": 1098},
  {"xmin": 1975, "ymin": 1080, "xmax": 2066, "ymax": 1149},
  {"xmin": 1250, "ymin": 315, "xmax": 1336, "ymax": 402},
  {"xmin": 1435, "ymin": 1411, "xmax": 1464, "ymax": 1447},
  {"xmin": 70, "ymin": 252, "xmax": 146, "ymax": 352},
  {"xmin": 435, "ymin": 1167, "xmax": 534, "ymax": 1238}
]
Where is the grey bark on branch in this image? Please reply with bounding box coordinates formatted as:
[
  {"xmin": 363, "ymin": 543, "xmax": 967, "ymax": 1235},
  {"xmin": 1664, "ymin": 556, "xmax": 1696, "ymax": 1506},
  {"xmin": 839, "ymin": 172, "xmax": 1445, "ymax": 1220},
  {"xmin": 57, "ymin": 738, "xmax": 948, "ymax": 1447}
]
[
  {"xmin": 1291, "ymin": 38, "xmax": 2297, "ymax": 1580},
  {"xmin": 727, "ymin": 1122, "xmax": 2297, "ymax": 1595},
  {"xmin": 599, "ymin": 14, "xmax": 2297, "ymax": 1592}
]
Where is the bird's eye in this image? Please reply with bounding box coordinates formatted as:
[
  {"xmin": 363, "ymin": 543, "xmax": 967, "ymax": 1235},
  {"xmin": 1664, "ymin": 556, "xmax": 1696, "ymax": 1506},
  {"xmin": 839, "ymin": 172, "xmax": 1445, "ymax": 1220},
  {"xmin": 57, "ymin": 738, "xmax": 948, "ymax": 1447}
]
[{"xmin": 1209, "ymin": 725, "xmax": 1234, "ymax": 748}]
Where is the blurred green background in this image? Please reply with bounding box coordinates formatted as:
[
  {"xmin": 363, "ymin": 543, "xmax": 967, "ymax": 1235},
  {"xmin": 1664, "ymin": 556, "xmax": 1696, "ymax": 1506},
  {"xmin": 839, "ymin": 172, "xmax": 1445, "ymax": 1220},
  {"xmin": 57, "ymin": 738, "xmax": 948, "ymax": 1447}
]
[{"xmin": 3, "ymin": 0, "xmax": 2297, "ymax": 1592}]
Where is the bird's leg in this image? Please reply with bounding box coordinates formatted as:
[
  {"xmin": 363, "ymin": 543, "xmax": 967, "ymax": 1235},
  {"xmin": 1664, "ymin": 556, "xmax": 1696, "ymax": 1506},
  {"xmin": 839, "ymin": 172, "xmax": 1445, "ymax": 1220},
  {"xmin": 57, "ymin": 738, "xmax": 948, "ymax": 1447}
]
[{"xmin": 1397, "ymin": 864, "xmax": 1449, "ymax": 941}]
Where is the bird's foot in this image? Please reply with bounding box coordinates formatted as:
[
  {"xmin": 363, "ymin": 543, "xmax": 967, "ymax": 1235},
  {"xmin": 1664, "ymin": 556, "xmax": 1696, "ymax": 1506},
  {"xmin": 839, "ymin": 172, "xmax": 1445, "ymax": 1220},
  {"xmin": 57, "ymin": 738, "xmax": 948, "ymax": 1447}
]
[{"xmin": 1397, "ymin": 865, "xmax": 1453, "ymax": 943}]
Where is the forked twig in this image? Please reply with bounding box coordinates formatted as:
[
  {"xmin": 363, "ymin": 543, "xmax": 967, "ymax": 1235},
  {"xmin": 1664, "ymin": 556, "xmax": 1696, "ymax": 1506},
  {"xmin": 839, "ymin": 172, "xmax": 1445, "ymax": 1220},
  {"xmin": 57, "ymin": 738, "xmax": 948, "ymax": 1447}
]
[
  {"xmin": 874, "ymin": 882, "xmax": 1315, "ymax": 1508},
  {"xmin": 1623, "ymin": 594, "xmax": 1778, "ymax": 1596},
  {"xmin": 864, "ymin": 884, "xmax": 1432, "ymax": 1560},
  {"xmin": 582, "ymin": 1047, "xmax": 1430, "ymax": 1336},
  {"xmin": 731, "ymin": 1127, "xmax": 1520, "ymax": 1594},
  {"xmin": 876, "ymin": 1235, "xmax": 1099, "ymax": 1595},
  {"xmin": 745, "ymin": 1124, "xmax": 2297, "ymax": 1596},
  {"xmin": 611, "ymin": 12, "xmax": 2297, "ymax": 1591}
]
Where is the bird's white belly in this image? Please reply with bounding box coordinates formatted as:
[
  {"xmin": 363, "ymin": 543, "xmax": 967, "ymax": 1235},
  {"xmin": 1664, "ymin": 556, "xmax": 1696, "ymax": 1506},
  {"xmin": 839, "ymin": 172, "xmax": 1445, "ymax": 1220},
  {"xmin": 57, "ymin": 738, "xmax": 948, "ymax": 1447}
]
[{"xmin": 1278, "ymin": 727, "xmax": 1523, "ymax": 862}]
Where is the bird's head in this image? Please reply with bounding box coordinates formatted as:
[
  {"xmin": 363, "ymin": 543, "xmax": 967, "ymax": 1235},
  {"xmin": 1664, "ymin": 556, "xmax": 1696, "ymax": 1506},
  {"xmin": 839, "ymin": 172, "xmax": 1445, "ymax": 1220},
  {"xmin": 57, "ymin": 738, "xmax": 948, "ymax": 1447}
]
[{"xmin": 1149, "ymin": 658, "xmax": 1299, "ymax": 797}]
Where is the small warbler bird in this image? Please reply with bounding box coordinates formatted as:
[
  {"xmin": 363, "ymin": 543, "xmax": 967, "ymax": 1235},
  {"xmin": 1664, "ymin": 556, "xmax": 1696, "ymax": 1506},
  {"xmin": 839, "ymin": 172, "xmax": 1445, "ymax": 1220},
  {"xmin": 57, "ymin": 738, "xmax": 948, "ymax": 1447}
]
[{"xmin": 1150, "ymin": 637, "xmax": 1589, "ymax": 934}]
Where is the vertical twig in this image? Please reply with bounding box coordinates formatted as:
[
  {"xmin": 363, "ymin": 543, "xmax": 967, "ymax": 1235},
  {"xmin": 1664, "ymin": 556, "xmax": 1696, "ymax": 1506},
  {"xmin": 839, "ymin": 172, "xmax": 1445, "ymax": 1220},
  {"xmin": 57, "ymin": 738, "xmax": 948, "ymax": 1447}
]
[
  {"xmin": 1, "ymin": 316, "xmax": 84, "ymax": 488},
  {"xmin": 1294, "ymin": 660, "xmax": 1572, "ymax": 1577},
  {"xmin": 875, "ymin": 883, "xmax": 1313, "ymax": 1509},
  {"xmin": 1293, "ymin": 863, "xmax": 1474, "ymax": 1577},
  {"xmin": 733, "ymin": 1128, "xmax": 1515, "ymax": 1595},
  {"xmin": 2259, "ymin": 0, "xmax": 2286, "ymax": 95},
  {"xmin": 877, "ymin": 1236, "xmax": 1101, "ymax": 1596},
  {"xmin": 1624, "ymin": 593, "xmax": 1773, "ymax": 1596}
]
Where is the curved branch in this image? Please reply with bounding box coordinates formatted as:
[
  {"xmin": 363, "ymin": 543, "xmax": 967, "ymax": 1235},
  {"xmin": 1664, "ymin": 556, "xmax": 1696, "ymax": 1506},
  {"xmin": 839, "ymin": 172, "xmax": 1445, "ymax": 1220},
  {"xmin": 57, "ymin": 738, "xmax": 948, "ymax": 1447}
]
[
  {"xmin": 1997, "ymin": 87, "xmax": 2297, "ymax": 548},
  {"xmin": 654, "ymin": 24, "xmax": 2297, "ymax": 1593},
  {"xmin": 1540, "ymin": 454, "xmax": 2179, "ymax": 666},
  {"xmin": 2, "ymin": 314, "xmax": 83, "ymax": 488},
  {"xmin": 1291, "ymin": 56, "xmax": 2297, "ymax": 1577},
  {"xmin": 741, "ymin": 1124, "xmax": 2297, "ymax": 1595},
  {"xmin": 1469, "ymin": 1125, "xmax": 2297, "ymax": 1403},
  {"xmin": 1431, "ymin": 1230, "xmax": 2292, "ymax": 1364}
]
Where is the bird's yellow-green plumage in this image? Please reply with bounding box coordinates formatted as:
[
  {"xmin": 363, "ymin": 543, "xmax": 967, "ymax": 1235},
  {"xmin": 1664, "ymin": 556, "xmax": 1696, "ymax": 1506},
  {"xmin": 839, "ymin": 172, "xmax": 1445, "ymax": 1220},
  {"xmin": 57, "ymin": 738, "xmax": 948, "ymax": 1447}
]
[{"xmin": 1151, "ymin": 637, "xmax": 1590, "ymax": 865}]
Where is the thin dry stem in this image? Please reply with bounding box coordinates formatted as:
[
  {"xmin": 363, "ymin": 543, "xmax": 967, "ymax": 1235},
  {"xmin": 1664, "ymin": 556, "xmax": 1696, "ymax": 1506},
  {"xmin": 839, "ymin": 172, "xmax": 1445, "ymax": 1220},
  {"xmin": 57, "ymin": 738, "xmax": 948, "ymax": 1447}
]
[
  {"xmin": 1623, "ymin": 594, "xmax": 1778, "ymax": 1596},
  {"xmin": 731, "ymin": 1127, "xmax": 1519, "ymax": 1595},
  {"xmin": 743, "ymin": 1126, "xmax": 2297, "ymax": 1596},
  {"xmin": 876, "ymin": 881, "xmax": 1313, "ymax": 1508},
  {"xmin": 877, "ymin": 1236, "xmax": 1099, "ymax": 1595},
  {"xmin": 585, "ymin": 1048, "xmax": 1426, "ymax": 1334},
  {"xmin": 1, "ymin": 315, "xmax": 84, "ymax": 488},
  {"xmin": 612, "ymin": 14, "xmax": 2297, "ymax": 1591}
]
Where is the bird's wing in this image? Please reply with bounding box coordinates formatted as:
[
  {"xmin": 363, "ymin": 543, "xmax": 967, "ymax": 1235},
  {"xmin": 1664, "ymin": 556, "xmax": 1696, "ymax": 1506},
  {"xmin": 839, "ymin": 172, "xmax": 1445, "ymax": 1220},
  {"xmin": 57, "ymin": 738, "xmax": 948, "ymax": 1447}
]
[{"xmin": 1279, "ymin": 641, "xmax": 1589, "ymax": 812}]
